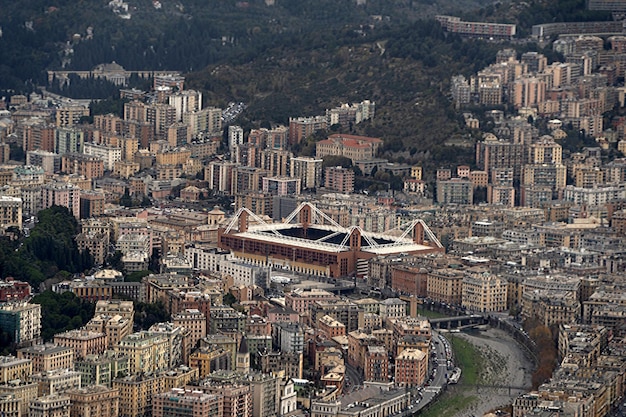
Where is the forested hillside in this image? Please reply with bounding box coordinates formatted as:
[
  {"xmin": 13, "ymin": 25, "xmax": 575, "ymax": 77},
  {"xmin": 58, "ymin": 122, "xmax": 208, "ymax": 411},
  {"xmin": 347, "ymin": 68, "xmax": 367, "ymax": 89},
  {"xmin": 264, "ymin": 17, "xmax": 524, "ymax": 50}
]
[{"xmin": 0, "ymin": 0, "xmax": 607, "ymax": 166}]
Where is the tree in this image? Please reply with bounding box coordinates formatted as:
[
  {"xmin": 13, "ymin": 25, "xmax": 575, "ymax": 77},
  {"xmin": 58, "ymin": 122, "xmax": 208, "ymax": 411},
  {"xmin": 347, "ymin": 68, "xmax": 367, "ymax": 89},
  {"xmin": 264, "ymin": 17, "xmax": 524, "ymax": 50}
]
[
  {"xmin": 322, "ymin": 155, "xmax": 352, "ymax": 169},
  {"xmin": 223, "ymin": 293, "xmax": 237, "ymax": 306},
  {"xmin": 31, "ymin": 291, "xmax": 95, "ymax": 341},
  {"xmin": 106, "ymin": 251, "xmax": 124, "ymax": 272}
]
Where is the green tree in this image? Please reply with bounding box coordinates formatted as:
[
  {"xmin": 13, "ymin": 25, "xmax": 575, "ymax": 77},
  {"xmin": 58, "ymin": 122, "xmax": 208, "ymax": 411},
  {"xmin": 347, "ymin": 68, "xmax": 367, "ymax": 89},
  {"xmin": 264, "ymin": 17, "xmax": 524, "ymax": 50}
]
[{"xmin": 31, "ymin": 291, "xmax": 95, "ymax": 341}]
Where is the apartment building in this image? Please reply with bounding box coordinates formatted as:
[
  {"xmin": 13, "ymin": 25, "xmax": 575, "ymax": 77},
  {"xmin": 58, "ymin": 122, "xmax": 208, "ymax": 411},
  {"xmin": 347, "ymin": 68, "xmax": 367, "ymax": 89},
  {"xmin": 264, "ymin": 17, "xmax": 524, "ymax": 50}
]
[
  {"xmin": 436, "ymin": 178, "xmax": 474, "ymax": 205},
  {"xmin": 290, "ymin": 157, "xmax": 322, "ymax": 189},
  {"xmin": 0, "ymin": 357, "xmax": 32, "ymax": 384},
  {"xmin": 395, "ymin": 348, "xmax": 427, "ymax": 387},
  {"xmin": 115, "ymin": 332, "xmax": 169, "ymax": 374},
  {"xmin": 53, "ymin": 330, "xmax": 107, "ymax": 360},
  {"xmin": 67, "ymin": 385, "xmax": 119, "ymax": 417},
  {"xmin": 41, "ymin": 182, "xmax": 81, "ymax": 218},
  {"xmin": 29, "ymin": 394, "xmax": 70, "ymax": 417},
  {"xmin": 30, "ymin": 369, "xmax": 81, "ymax": 396},
  {"xmin": 426, "ymin": 268, "xmax": 464, "ymax": 306},
  {"xmin": 324, "ymin": 166, "xmax": 354, "ymax": 194},
  {"xmin": 17, "ymin": 345, "xmax": 73, "ymax": 373},
  {"xmin": 83, "ymin": 143, "xmax": 122, "ymax": 171},
  {"xmin": 0, "ymin": 196, "xmax": 22, "ymax": 232},
  {"xmin": 152, "ymin": 388, "xmax": 223, "ymax": 417},
  {"xmin": 462, "ymin": 270, "xmax": 508, "ymax": 312},
  {"xmin": 55, "ymin": 106, "xmax": 89, "ymax": 128},
  {"xmin": 113, "ymin": 373, "xmax": 165, "ymax": 417},
  {"xmin": 171, "ymin": 309, "xmax": 206, "ymax": 348},
  {"xmin": 0, "ymin": 380, "xmax": 38, "ymax": 417},
  {"xmin": 0, "ymin": 303, "xmax": 41, "ymax": 345}
]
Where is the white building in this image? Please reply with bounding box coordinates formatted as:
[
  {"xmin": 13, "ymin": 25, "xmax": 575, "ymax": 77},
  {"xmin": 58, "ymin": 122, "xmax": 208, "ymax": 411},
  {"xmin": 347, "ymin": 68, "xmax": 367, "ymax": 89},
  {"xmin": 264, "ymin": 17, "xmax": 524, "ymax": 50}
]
[
  {"xmin": 228, "ymin": 126, "xmax": 244, "ymax": 155},
  {"xmin": 83, "ymin": 143, "xmax": 122, "ymax": 171},
  {"xmin": 564, "ymin": 184, "xmax": 626, "ymax": 206},
  {"xmin": 290, "ymin": 157, "xmax": 322, "ymax": 190},
  {"xmin": 184, "ymin": 245, "xmax": 232, "ymax": 272}
]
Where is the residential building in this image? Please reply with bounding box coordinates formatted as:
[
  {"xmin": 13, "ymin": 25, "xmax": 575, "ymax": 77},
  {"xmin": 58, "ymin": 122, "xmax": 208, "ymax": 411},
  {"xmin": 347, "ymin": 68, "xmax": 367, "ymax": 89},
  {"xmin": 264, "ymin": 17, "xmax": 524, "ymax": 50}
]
[
  {"xmin": 395, "ymin": 348, "xmax": 427, "ymax": 387},
  {"xmin": 152, "ymin": 388, "xmax": 223, "ymax": 417},
  {"xmin": 113, "ymin": 373, "xmax": 165, "ymax": 417},
  {"xmin": 436, "ymin": 15, "xmax": 516, "ymax": 39},
  {"xmin": 288, "ymin": 116, "xmax": 327, "ymax": 145},
  {"xmin": 0, "ymin": 196, "xmax": 22, "ymax": 232},
  {"xmin": 0, "ymin": 303, "xmax": 41, "ymax": 345},
  {"xmin": 29, "ymin": 394, "xmax": 70, "ymax": 417},
  {"xmin": 310, "ymin": 386, "xmax": 410, "ymax": 417},
  {"xmin": 0, "ymin": 356, "xmax": 32, "ymax": 384},
  {"xmin": 30, "ymin": 369, "xmax": 81, "ymax": 396},
  {"xmin": 0, "ymin": 393, "xmax": 20, "ymax": 417},
  {"xmin": 190, "ymin": 380, "xmax": 252, "ymax": 417},
  {"xmin": 53, "ymin": 330, "xmax": 107, "ymax": 360},
  {"xmin": 171, "ymin": 309, "xmax": 206, "ymax": 349},
  {"xmin": 0, "ymin": 380, "xmax": 38, "ymax": 417},
  {"xmin": 83, "ymin": 143, "xmax": 122, "ymax": 171},
  {"xmin": 290, "ymin": 157, "xmax": 323, "ymax": 189},
  {"xmin": 67, "ymin": 385, "xmax": 119, "ymax": 417},
  {"xmin": 17, "ymin": 345, "xmax": 74, "ymax": 373},
  {"xmin": 56, "ymin": 106, "xmax": 89, "ymax": 128},
  {"xmin": 324, "ymin": 166, "xmax": 354, "ymax": 194},
  {"xmin": 462, "ymin": 270, "xmax": 508, "ymax": 312},
  {"xmin": 262, "ymin": 177, "xmax": 301, "ymax": 196},
  {"xmin": 116, "ymin": 331, "xmax": 169, "ymax": 374},
  {"xmin": 41, "ymin": 182, "xmax": 81, "ymax": 218},
  {"xmin": 427, "ymin": 268, "xmax": 464, "ymax": 306},
  {"xmin": 436, "ymin": 178, "xmax": 473, "ymax": 204},
  {"xmin": 74, "ymin": 352, "xmax": 129, "ymax": 387}
]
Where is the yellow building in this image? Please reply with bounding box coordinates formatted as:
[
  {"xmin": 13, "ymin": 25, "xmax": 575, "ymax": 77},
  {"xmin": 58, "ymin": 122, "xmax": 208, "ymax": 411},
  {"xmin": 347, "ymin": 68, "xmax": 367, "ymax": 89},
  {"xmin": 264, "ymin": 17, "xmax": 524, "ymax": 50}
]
[
  {"xmin": 0, "ymin": 380, "xmax": 38, "ymax": 417},
  {"xmin": 189, "ymin": 348, "xmax": 231, "ymax": 378},
  {"xmin": 29, "ymin": 394, "xmax": 71, "ymax": 417},
  {"xmin": 56, "ymin": 106, "xmax": 89, "ymax": 128},
  {"xmin": 426, "ymin": 268, "xmax": 464, "ymax": 306},
  {"xmin": 67, "ymin": 385, "xmax": 119, "ymax": 417},
  {"xmin": 161, "ymin": 366, "xmax": 199, "ymax": 391},
  {"xmin": 411, "ymin": 166, "xmax": 422, "ymax": 180},
  {"xmin": 0, "ymin": 356, "xmax": 32, "ymax": 384},
  {"xmin": 112, "ymin": 374, "xmax": 165, "ymax": 417},
  {"xmin": 18, "ymin": 344, "xmax": 74, "ymax": 373},
  {"xmin": 86, "ymin": 300, "xmax": 134, "ymax": 349},
  {"xmin": 155, "ymin": 149, "xmax": 191, "ymax": 166},
  {"xmin": 461, "ymin": 270, "xmax": 508, "ymax": 313},
  {"xmin": 0, "ymin": 393, "xmax": 20, "ymax": 417},
  {"xmin": 30, "ymin": 368, "xmax": 81, "ymax": 397},
  {"xmin": 53, "ymin": 330, "xmax": 107, "ymax": 360},
  {"xmin": 115, "ymin": 332, "xmax": 169, "ymax": 374}
]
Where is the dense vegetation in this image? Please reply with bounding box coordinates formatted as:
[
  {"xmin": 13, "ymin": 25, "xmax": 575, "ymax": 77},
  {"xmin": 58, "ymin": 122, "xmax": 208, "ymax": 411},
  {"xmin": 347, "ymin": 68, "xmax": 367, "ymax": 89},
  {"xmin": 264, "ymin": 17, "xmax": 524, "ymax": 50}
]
[
  {"xmin": 0, "ymin": 0, "xmax": 611, "ymax": 169},
  {"xmin": 133, "ymin": 301, "xmax": 170, "ymax": 331},
  {"xmin": 31, "ymin": 291, "xmax": 96, "ymax": 341},
  {"xmin": 0, "ymin": 206, "xmax": 92, "ymax": 289}
]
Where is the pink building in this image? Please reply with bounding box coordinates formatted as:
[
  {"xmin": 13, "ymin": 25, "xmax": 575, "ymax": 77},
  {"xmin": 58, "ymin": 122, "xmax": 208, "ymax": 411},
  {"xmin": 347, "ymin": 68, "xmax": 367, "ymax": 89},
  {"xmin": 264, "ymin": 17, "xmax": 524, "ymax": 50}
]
[{"xmin": 41, "ymin": 182, "xmax": 81, "ymax": 218}]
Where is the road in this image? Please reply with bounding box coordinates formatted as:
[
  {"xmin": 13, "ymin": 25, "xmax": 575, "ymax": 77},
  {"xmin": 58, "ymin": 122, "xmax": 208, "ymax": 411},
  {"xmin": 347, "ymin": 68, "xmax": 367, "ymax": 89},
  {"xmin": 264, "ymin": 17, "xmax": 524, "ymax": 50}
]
[
  {"xmin": 344, "ymin": 362, "xmax": 364, "ymax": 393},
  {"xmin": 414, "ymin": 331, "xmax": 450, "ymax": 412}
]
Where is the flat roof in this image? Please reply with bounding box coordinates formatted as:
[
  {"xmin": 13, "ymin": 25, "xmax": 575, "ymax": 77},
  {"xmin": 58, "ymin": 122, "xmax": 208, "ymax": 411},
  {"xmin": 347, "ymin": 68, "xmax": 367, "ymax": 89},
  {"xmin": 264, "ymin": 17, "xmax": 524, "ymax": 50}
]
[{"xmin": 231, "ymin": 223, "xmax": 433, "ymax": 254}]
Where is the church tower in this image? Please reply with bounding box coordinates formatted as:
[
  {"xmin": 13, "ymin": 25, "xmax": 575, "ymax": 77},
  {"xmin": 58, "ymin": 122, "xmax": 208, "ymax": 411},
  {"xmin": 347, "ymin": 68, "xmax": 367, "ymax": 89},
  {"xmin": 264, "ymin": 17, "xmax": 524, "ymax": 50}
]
[{"xmin": 236, "ymin": 336, "xmax": 250, "ymax": 373}]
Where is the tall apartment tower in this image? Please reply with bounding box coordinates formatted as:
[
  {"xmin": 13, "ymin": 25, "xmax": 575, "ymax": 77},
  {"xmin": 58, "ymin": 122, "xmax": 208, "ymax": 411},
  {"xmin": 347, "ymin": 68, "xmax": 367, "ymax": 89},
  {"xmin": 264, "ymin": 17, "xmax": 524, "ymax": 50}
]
[
  {"xmin": 168, "ymin": 90, "xmax": 202, "ymax": 122},
  {"xmin": 290, "ymin": 157, "xmax": 322, "ymax": 189},
  {"xmin": 228, "ymin": 126, "xmax": 244, "ymax": 156}
]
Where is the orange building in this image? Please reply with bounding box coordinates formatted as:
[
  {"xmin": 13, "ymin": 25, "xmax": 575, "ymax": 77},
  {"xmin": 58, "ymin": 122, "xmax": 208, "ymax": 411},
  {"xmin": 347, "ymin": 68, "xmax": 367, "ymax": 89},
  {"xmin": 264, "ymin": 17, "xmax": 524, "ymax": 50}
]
[
  {"xmin": 316, "ymin": 315, "xmax": 346, "ymax": 339},
  {"xmin": 395, "ymin": 348, "xmax": 427, "ymax": 387}
]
